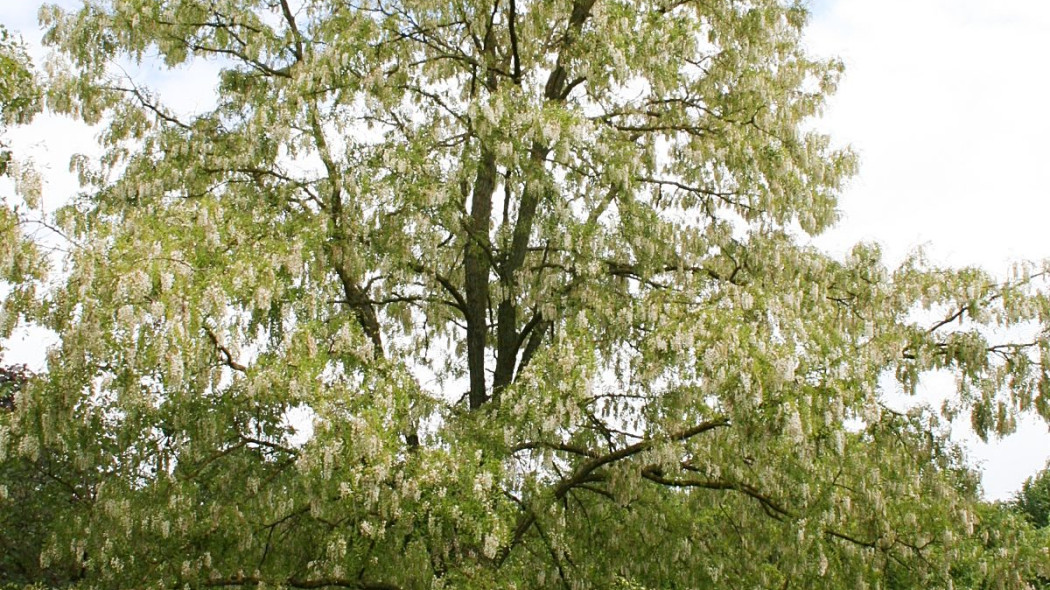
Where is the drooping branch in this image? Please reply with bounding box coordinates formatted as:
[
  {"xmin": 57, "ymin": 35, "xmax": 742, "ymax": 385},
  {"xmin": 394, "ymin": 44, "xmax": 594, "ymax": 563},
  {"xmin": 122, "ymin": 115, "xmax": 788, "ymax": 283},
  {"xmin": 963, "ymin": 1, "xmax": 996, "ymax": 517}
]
[
  {"xmin": 639, "ymin": 465, "xmax": 791, "ymax": 519},
  {"xmin": 497, "ymin": 418, "xmax": 730, "ymax": 564},
  {"xmin": 205, "ymin": 326, "xmax": 248, "ymax": 373}
]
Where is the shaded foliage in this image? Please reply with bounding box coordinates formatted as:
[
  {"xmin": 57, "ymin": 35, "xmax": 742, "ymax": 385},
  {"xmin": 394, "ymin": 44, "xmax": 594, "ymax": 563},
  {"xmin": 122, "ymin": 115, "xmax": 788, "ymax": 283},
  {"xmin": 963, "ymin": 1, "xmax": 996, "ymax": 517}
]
[{"xmin": 0, "ymin": 363, "xmax": 88, "ymax": 587}]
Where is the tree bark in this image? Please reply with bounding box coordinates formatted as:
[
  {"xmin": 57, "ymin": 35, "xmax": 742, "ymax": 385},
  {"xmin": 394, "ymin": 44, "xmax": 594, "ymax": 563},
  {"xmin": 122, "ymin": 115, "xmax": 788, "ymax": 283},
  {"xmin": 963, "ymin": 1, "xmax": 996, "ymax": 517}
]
[{"xmin": 464, "ymin": 148, "xmax": 497, "ymax": 409}]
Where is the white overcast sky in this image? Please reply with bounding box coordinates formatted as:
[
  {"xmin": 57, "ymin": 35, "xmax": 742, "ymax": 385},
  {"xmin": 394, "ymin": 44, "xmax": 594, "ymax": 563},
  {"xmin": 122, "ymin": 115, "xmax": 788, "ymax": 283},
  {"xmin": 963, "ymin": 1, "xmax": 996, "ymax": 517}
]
[
  {"xmin": 2, "ymin": 1, "xmax": 1049, "ymax": 499},
  {"xmin": 802, "ymin": 0, "xmax": 1050, "ymax": 500}
]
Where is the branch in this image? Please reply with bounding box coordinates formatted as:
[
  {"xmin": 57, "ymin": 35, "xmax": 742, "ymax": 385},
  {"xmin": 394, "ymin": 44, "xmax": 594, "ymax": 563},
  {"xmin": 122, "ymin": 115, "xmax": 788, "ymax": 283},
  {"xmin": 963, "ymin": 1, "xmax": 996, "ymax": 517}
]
[
  {"xmin": 110, "ymin": 80, "xmax": 192, "ymax": 130},
  {"xmin": 464, "ymin": 146, "xmax": 498, "ymax": 409},
  {"xmin": 604, "ymin": 259, "xmax": 730, "ymax": 287},
  {"xmin": 542, "ymin": 0, "xmax": 596, "ymax": 100},
  {"xmin": 554, "ymin": 420, "xmax": 731, "ymax": 492},
  {"xmin": 493, "ymin": 143, "xmax": 551, "ymax": 395},
  {"xmin": 279, "ymin": 0, "xmax": 304, "ymax": 60},
  {"xmin": 635, "ymin": 175, "xmax": 749, "ymax": 210},
  {"xmin": 824, "ymin": 528, "xmax": 877, "ymax": 549},
  {"xmin": 183, "ymin": 440, "xmax": 248, "ymax": 480},
  {"xmin": 204, "ymin": 326, "xmax": 247, "ymax": 373},
  {"xmin": 516, "ymin": 317, "xmax": 550, "ymax": 379},
  {"xmin": 497, "ymin": 418, "xmax": 730, "ymax": 564},
  {"xmin": 409, "ymin": 262, "xmax": 468, "ymax": 315},
  {"xmin": 238, "ymin": 434, "xmax": 297, "ymax": 457},
  {"xmin": 926, "ymin": 270, "xmax": 1049, "ymax": 334},
  {"xmin": 639, "ymin": 465, "xmax": 791, "ymax": 519},
  {"xmin": 510, "ymin": 440, "xmax": 600, "ymax": 458},
  {"xmin": 507, "ymin": 0, "xmax": 521, "ymax": 82},
  {"xmin": 183, "ymin": 42, "xmax": 292, "ymax": 78}
]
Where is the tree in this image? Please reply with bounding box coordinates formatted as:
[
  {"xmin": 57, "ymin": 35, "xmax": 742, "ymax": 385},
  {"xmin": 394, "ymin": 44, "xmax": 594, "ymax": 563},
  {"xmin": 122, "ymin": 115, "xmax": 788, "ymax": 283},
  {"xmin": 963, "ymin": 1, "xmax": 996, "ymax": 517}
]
[
  {"xmin": 4, "ymin": 0, "xmax": 1050, "ymax": 588},
  {"xmin": 942, "ymin": 487, "xmax": 1050, "ymax": 590},
  {"xmin": 1011, "ymin": 465, "xmax": 1050, "ymax": 589},
  {"xmin": 1015, "ymin": 463, "xmax": 1050, "ymax": 530}
]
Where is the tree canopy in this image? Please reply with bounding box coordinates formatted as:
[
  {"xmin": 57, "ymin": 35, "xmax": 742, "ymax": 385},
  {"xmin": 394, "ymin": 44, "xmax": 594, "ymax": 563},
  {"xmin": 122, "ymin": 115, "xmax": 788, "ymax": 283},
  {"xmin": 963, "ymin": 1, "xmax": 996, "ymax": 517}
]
[
  {"xmin": 1015, "ymin": 462, "xmax": 1050, "ymax": 530},
  {"xmin": 3, "ymin": 1, "xmax": 1050, "ymax": 588},
  {"xmin": 0, "ymin": 23, "xmax": 46, "ymax": 331}
]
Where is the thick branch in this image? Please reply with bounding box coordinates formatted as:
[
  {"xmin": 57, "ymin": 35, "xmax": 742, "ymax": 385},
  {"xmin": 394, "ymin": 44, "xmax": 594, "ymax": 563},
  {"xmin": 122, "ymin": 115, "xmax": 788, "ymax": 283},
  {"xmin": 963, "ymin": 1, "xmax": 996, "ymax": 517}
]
[
  {"xmin": 511, "ymin": 440, "xmax": 600, "ymax": 458},
  {"xmin": 278, "ymin": 0, "xmax": 304, "ymax": 60},
  {"xmin": 464, "ymin": 148, "xmax": 497, "ymax": 409},
  {"xmin": 507, "ymin": 0, "xmax": 521, "ymax": 82},
  {"xmin": 639, "ymin": 465, "xmax": 791, "ymax": 519},
  {"xmin": 543, "ymin": 0, "xmax": 596, "ymax": 100},
  {"xmin": 333, "ymin": 256, "xmax": 384, "ymax": 357},
  {"xmin": 497, "ymin": 418, "xmax": 729, "ymax": 564},
  {"xmin": 516, "ymin": 317, "xmax": 550, "ymax": 378}
]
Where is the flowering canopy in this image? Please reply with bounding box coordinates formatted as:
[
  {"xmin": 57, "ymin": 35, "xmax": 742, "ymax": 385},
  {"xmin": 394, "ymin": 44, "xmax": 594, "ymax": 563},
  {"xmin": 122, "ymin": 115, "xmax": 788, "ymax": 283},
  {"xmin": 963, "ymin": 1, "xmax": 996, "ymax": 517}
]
[{"xmin": 3, "ymin": 1, "xmax": 1050, "ymax": 588}]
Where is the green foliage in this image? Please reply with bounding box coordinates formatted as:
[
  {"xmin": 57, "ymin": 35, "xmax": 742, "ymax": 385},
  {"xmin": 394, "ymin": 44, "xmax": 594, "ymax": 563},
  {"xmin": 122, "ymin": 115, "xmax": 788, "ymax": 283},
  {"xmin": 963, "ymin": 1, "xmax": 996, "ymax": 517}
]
[
  {"xmin": 0, "ymin": 25, "xmax": 40, "ymax": 177},
  {"xmin": 0, "ymin": 364, "xmax": 87, "ymax": 587},
  {"xmin": 2, "ymin": 1, "xmax": 1050, "ymax": 589},
  {"xmin": 1015, "ymin": 463, "xmax": 1050, "ymax": 529},
  {"xmin": 0, "ymin": 26, "xmax": 40, "ymax": 127},
  {"xmin": 0, "ymin": 24, "xmax": 47, "ymax": 339},
  {"xmin": 946, "ymin": 501, "xmax": 1050, "ymax": 590}
]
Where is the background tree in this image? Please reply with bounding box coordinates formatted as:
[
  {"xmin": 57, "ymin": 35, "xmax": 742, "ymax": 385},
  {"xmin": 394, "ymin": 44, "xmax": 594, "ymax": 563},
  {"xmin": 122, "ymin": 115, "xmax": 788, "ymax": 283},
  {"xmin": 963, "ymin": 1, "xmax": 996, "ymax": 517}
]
[
  {"xmin": 3, "ymin": 1, "xmax": 1050, "ymax": 588},
  {"xmin": 945, "ymin": 499, "xmax": 1050, "ymax": 590},
  {"xmin": 984, "ymin": 462, "xmax": 1050, "ymax": 590},
  {"xmin": 1015, "ymin": 462, "xmax": 1050, "ymax": 530}
]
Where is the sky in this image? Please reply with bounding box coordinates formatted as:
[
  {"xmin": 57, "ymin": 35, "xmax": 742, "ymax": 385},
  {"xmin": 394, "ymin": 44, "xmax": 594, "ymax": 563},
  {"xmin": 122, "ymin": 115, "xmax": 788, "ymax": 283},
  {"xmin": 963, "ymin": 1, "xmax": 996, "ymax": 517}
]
[
  {"xmin": 2, "ymin": 1, "xmax": 1049, "ymax": 499},
  {"xmin": 801, "ymin": 0, "xmax": 1050, "ymax": 499}
]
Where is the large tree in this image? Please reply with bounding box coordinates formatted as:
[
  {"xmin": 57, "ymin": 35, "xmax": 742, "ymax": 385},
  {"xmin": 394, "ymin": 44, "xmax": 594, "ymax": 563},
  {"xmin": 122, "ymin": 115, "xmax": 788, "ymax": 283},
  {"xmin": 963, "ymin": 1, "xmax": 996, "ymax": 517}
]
[{"xmin": 4, "ymin": 0, "xmax": 1050, "ymax": 588}]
